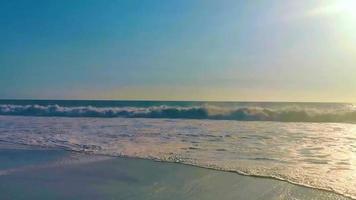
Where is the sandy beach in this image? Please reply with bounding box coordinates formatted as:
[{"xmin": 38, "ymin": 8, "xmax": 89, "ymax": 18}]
[
  {"xmin": 0, "ymin": 143, "xmax": 350, "ymax": 200},
  {"xmin": 2, "ymin": 0, "xmax": 356, "ymax": 198}
]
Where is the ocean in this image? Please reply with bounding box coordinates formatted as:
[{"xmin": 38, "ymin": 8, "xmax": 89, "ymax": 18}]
[{"xmin": 0, "ymin": 100, "xmax": 356, "ymax": 199}]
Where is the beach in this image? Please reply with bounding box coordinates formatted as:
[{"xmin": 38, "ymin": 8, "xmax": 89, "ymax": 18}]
[
  {"xmin": 1, "ymin": 101, "xmax": 356, "ymax": 199},
  {"xmin": 1, "ymin": 0, "xmax": 355, "ymax": 198},
  {"xmin": 2, "ymin": 0, "xmax": 356, "ymax": 198},
  {"xmin": 0, "ymin": 142, "xmax": 350, "ymax": 200}
]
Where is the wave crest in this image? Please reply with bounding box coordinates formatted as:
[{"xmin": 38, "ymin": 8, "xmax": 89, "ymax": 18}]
[{"xmin": 0, "ymin": 104, "xmax": 356, "ymax": 123}]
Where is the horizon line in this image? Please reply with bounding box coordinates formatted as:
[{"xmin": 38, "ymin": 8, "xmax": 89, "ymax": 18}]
[{"xmin": 0, "ymin": 98, "xmax": 353, "ymax": 104}]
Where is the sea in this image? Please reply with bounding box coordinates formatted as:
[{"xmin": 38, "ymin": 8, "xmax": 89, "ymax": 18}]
[{"xmin": 0, "ymin": 100, "xmax": 356, "ymax": 199}]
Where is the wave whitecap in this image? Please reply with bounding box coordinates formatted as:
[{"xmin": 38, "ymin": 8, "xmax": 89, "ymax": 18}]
[{"xmin": 1, "ymin": 104, "xmax": 356, "ymax": 123}]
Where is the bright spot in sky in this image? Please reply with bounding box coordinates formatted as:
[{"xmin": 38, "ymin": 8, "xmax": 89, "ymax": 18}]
[
  {"xmin": 306, "ymin": 0, "xmax": 356, "ymax": 43},
  {"xmin": 333, "ymin": 0, "xmax": 356, "ymax": 20},
  {"xmin": 309, "ymin": 0, "xmax": 356, "ymax": 19}
]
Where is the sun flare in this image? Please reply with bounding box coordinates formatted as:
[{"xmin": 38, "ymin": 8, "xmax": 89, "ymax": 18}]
[
  {"xmin": 307, "ymin": 0, "xmax": 356, "ymax": 43},
  {"xmin": 335, "ymin": 0, "xmax": 356, "ymax": 18},
  {"xmin": 310, "ymin": 0, "xmax": 356, "ymax": 19}
]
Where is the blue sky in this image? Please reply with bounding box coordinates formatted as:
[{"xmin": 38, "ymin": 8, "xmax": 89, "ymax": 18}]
[{"xmin": 1, "ymin": 0, "xmax": 355, "ymax": 102}]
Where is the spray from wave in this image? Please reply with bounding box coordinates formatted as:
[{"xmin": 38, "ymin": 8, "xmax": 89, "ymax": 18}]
[{"xmin": 1, "ymin": 104, "xmax": 356, "ymax": 123}]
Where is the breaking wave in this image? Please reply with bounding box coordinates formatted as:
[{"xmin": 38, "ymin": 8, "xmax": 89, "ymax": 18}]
[{"xmin": 1, "ymin": 104, "xmax": 356, "ymax": 123}]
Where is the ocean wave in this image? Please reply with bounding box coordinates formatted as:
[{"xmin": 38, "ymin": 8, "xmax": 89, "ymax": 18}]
[
  {"xmin": 0, "ymin": 104, "xmax": 356, "ymax": 123},
  {"xmin": 1, "ymin": 116, "xmax": 356, "ymax": 199}
]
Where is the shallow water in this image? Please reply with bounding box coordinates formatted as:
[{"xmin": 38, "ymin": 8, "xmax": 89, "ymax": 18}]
[
  {"xmin": 0, "ymin": 147, "xmax": 351, "ymax": 200},
  {"xmin": 1, "ymin": 116, "xmax": 356, "ymax": 199}
]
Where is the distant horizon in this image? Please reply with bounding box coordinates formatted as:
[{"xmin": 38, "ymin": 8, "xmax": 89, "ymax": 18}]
[{"xmin": 0, "ymin": 98, "xmax": 353, "ymax": 104}]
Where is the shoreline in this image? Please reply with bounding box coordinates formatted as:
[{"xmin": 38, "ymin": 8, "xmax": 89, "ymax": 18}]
[
  {"xmin": 0, "ymin": 142, "xmax": 351, "ymax": 200},
  {"xmin": 1, "ymin": 140, "xmax": 353, "ymax": 199}
]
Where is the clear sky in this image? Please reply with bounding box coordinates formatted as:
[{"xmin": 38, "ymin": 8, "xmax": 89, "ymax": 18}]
[{"xmin": 1, "ymin": 0, "xmax": 355, "ymax": 102}]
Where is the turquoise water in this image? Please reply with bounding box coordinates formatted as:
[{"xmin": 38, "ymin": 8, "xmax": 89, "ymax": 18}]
[{"xmin": 0, "ymin": 100, "xmax": 355, "ymax": 123}]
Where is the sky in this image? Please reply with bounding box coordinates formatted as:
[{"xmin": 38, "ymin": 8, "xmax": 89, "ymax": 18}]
[{"xmin": 0, "ymin": 0, "xmax": 355, "ymax": 102}]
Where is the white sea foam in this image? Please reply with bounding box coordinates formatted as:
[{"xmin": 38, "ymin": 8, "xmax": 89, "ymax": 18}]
[
  {"xmin": 0, "ymin": 116, "xmax": 356, "ymax": 199},
  {"xmin": 1, "ymin": 104, "xmax": 356, "ymax": 123}
]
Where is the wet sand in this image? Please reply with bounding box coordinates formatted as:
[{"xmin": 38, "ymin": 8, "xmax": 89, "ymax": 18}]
[{"xmin": 0, "ymin": 144, "xmax": 351, "ymax": 200}]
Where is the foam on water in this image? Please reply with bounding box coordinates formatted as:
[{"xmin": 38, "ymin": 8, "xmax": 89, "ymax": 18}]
[
  {"xmin": 1, "ymin": 103, "xmax": 356, "ymax": 123},
  {"xmin": 0, "ymin": 116, "xmax": 356, "ymax": 199}
]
